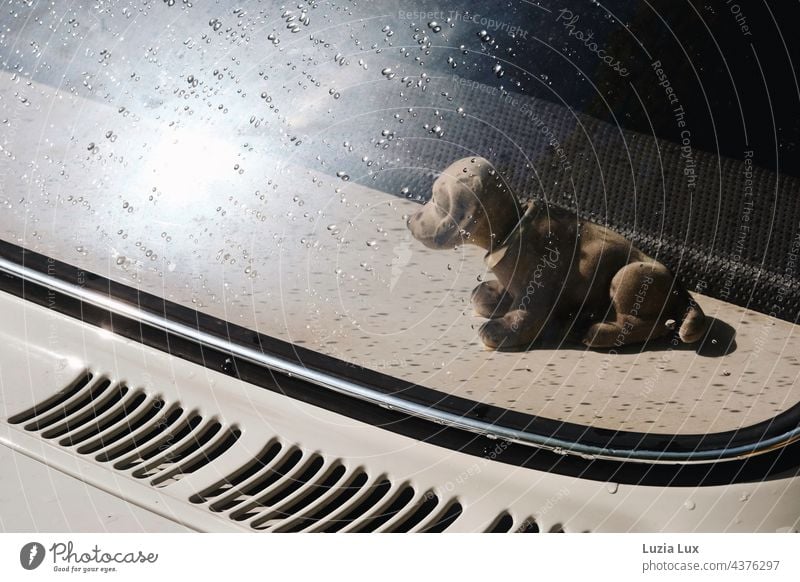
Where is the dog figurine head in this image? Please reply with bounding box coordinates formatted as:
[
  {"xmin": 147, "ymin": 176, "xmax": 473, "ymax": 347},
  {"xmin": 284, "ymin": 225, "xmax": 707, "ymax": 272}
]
[{"xmin": 407, "ymin": 157, "xmax": 522, "ymax": 251}]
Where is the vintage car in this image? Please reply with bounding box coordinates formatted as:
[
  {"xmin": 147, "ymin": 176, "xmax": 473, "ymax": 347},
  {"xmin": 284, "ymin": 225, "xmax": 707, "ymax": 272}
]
[{"xmin": 1, "ymin": 0, "xmax": 798, "ymax": 532}]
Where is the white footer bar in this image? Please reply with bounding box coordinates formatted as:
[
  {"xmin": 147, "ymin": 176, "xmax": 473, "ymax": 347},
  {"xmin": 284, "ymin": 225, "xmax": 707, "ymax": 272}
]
[{"xmin": 1, "ymin": 533, "xmax": 797, "ymax": 581}]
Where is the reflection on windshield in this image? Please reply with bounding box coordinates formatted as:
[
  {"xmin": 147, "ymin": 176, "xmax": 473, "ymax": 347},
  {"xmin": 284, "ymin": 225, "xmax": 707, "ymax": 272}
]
[{"xmin": 1, "ymin": 0, "xmax": 799, "ymax": 438}]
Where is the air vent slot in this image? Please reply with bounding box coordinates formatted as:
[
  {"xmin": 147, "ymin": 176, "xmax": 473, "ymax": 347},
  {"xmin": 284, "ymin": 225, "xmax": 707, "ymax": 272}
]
[
  {"xmin": 383, "ymin": 491, "xmax": 440, "ymax": 532},
  {"xmin": 485, "ymin": 513, "xmax": 541, "ymax": 532},
  {"xmin": 77, "ymin": 397, "xmax": 167, "ymax": 455},
  {"xmin": 9, "ymin": 373, "xmax": 239, "ymax": 488},
  {"xmin": 316, "ymin": 476, "xmax": 391, "ymax": 533},
  {"xmin": 252, "ymin": 464, "xmax": 347, "ymax": 529},
  {"xmin": 230, "ymin": 453, "xmax": 327, "ymax": 522},
  {"xmin": 209, "ymin": 447, "xmax": 305, "ymax": 514},
  {"xmin": 150, "ymin": 427, "xmax": 242, "ymax": 488},
  {"xmin": 324, "ymin": 478, "xmax": 392, "ymax": 532},
  {"xmin": 59, "ymin": 391, "xmax": 148, "ymax": 448},
  {"xmin": 519, "ymin": 518, "xmax": 541, "ymax": 533},
  {"xmin": 192, "ymin": 445, "xmax": 464, "ymax": 532},
  {"xmin": 96, "ymin": 404, "xmax": 186, "ymax": 463},
  {"xmin": 41, "ymin": 380, "xmax": 121, "ymax": 439},
  {"xmin": 7, "ymin": 371, "xmax": 93, "ymax": 425},
  {"xmin": 485, "ymin": 512, "xmax": 515, "ymax": 533},
  {"xmin": 274, "ymin": 472, "xmax": 373, "ymax": 532},
  {"xmin": 422, "ymin": 501, "xmax": 463, "ymax": 533},
  {"xmin": 25, "ymin": 376, "xmax": 110, "ymax": 432},
  {"xmin": 346, "ymin": 485, "xmax": 416, "ymax": 532},
  {"xmin": 112, "ymin": 411, "xmax": 204, "ymax": 470},
  {"xmin": 190, "ymin": 440, "xmax": 284, "ymax": 504},
  {"xmin": 250, "ymin": 462, "xmax": 349, "ymax": 530}
]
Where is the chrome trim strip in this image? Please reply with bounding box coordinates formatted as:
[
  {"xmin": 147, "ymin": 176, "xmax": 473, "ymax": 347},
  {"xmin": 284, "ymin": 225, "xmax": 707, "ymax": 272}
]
[{"xmin": 1, "ymin": 255, "xmax": 797, "ymax": 464}]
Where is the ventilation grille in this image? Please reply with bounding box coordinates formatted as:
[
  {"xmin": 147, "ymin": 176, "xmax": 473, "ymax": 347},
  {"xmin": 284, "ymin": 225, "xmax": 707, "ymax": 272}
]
[
  {"xmin": 6, "ymin": 371, "xmax": 465, "ymax": 532},
  {"xmin": 8, "ymin": 371, "xmax": 241, "ymax": 488},
  {"xmin": 189, "ymin": 440, "xmax": 464, "ymax": 532}
]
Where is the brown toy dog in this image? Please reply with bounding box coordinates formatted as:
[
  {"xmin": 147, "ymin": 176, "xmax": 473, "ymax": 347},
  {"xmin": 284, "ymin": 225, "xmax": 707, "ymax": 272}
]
[{"xmin": 407, "ymin": 156, "xmax": 708, "ymax": 350}]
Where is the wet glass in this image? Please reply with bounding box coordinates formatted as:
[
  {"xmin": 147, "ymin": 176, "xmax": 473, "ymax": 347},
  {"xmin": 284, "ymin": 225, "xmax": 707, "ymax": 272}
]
[{"xmin": 1, "ymin": 0, "xmax": 799, "ymax": 444}]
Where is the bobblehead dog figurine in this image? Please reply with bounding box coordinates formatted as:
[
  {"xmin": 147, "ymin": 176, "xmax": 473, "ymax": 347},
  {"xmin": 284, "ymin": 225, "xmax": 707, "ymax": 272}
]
[{"xmin": 407, "ymin": 156, "xmax": 708, "ymax": 350}]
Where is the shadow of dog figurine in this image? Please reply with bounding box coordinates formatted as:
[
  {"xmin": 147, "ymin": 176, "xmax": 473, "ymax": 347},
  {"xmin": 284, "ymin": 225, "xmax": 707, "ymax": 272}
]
[{"xmin": 407, "ymin": 156, "xmax": 708, "ymax": 350}]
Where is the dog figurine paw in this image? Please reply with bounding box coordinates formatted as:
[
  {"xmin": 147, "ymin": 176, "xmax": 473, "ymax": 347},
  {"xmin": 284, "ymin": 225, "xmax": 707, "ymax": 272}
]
[{"xmin": 407, "ymin": 156, "xmax": 708, "ymax": 350}]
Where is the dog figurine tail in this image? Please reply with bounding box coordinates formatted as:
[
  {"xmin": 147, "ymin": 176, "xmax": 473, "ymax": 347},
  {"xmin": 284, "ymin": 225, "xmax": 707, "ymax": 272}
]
[{"xmin": 678, "ymin": 299, "xmax": 709, "ymax": 343}]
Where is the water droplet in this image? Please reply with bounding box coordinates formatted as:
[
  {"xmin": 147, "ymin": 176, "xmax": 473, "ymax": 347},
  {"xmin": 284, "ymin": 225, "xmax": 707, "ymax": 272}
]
[
  {"xmin": 683, "ymin": 500, "xmax": 696, "ymax": 511},
  {"xmin": 381, "ymin": 67, "xmax": 395, "ymax": 79}
]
